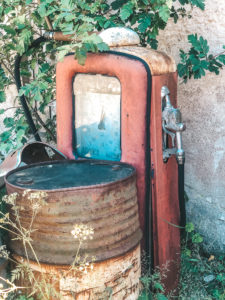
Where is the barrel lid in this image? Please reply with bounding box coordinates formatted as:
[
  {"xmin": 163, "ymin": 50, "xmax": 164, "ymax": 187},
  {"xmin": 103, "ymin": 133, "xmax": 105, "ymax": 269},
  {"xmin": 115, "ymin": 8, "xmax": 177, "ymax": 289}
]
[{"xmin": 5, "ymin": 160, "xmax": 135, "ymax": 190}]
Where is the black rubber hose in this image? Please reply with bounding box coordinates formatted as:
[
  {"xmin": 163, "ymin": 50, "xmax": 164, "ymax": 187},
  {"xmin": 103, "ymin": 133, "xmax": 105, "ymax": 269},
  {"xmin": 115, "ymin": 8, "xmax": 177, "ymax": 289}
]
[
  {"xmin": 14, "ymin": 36, "xmax": 47, "ymax": 141},
  {"xmin": 178, "ymin": 163, "xmax": 186, "ymax": 231}
]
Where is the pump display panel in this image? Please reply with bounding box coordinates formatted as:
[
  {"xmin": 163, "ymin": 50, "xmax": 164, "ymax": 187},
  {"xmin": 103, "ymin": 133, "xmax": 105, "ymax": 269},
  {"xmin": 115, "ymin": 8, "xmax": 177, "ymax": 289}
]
[{"xmin": 73, "ymin": 74, "xmax": 121, "ymax": 161}]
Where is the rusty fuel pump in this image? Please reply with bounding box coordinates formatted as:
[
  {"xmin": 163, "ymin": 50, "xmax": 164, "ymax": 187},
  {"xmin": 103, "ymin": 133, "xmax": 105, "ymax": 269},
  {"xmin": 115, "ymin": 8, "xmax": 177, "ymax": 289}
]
[
  {"xmin": 54, "ymin": 28, "xmax": 186, "ymax": 291},
  {"xmin": 1, "ymin": 26, "xmax": 187, "ymax": 294}
]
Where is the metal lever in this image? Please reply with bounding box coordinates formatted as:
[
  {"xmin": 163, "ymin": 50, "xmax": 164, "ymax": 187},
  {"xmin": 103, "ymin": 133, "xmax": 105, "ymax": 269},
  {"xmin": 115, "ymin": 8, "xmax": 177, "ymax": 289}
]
[{"xmin": 161, "ymin": 86, "xmax": 186, "ymax": 165}]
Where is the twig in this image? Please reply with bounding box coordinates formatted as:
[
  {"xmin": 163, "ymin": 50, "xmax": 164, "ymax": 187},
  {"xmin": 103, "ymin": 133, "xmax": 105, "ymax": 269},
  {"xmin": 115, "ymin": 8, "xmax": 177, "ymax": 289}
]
[
  {"xmin": 37, "ymin": 0, "xmax": 53, "ymax": 30},
  {"xmin": 33, "ymin": 108, "xmax": 56, "ymax": 142},
  {"xmin": 0, "ymin": 60, "xmax": 15, "ymax": 80},
  {"xmin": 212, "ymin": 49, "xmax": 225, "ymax": 59},
  {"xmin": 1, "ymin": 106, "xmax": 19, "ymax": 113}
]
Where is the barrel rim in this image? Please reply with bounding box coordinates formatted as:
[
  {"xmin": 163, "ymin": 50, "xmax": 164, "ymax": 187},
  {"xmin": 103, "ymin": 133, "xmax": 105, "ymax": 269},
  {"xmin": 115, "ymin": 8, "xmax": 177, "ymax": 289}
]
[
  {"xmin": 12, "ymin": 242, "xmax": 141, "ymax": 267},
  {"xmin": 5, "ymin": 159, "xmax": 137, "ymax": 192}
]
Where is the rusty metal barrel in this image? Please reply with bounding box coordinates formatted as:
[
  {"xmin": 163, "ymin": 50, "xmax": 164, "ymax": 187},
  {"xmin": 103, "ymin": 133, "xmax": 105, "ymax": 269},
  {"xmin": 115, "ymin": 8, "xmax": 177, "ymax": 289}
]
[
  {"xmin": 5, "ymin": 160, "xmax": 142, "ymax": 299},
  {"xmin": 5, "ymin": 160, "xmax": 142, "ymax": 264}
]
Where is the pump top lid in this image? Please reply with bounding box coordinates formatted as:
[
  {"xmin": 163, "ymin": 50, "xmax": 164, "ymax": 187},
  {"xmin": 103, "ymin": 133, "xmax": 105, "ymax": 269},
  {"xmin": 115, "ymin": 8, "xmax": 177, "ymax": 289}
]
[{"xmin": 99, "ymin": 27, "xmax": 140, "ymax": 47}]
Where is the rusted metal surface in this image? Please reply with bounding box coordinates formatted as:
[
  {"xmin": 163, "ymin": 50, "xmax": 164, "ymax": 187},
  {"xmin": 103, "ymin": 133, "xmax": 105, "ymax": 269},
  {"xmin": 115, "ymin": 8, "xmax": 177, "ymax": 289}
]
[
  {"xmin": 56, "ymin": 50, "xmax": 180, "ymax": 293},
  {"xmin": 113, "ymin": 46, "xmax": 176, "ymax": 75},
  {"xmin": 14, "ymin": 244, "xmax": 141, "ymax": 300},
  {"xmin": 151, "ymin": 73, "xmax": 180, "ymax": 292},
  {"xmin": 5, "ymin": 160, "xmax": 142, "ymax": 265}
]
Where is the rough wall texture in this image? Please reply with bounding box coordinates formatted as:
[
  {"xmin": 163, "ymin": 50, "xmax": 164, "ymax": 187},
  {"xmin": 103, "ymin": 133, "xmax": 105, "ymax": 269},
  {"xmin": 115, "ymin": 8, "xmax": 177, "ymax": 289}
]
[
  {"xmin": 158, "ymin": 0, "xmax": 225, "ymax": 253},
  {"xmin": 0, "ymin": 85, "xmax": 17, "ymax": 134}
]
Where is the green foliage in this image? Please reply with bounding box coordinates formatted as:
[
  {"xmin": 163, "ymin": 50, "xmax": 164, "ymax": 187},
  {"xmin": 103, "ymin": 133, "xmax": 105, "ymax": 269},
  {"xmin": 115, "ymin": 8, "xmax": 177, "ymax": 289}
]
[
  {"xmin": 138, "ymin": 224, "xmax": 225, "ymax": 299},
  {"xmin": 178, "ymin": 34, "xmax": 225, "ymax": 82},
  {"xmin": 180, "ymin": 223, "xmax": 225, "ymax": 299},
  {"xmin": 139, "ymin": 261, "xmax": 169, "ymax": 300},
  {"xmin": 0, "ymin": 65, "xmax": 10, "ymax": 103},
  {"xmin": 1, "ymin": 0, "xmax": 220, "ymax": 160},
  {"xmin": 15, "ymin": 296, "xmax": 34, "ymax": 300}
]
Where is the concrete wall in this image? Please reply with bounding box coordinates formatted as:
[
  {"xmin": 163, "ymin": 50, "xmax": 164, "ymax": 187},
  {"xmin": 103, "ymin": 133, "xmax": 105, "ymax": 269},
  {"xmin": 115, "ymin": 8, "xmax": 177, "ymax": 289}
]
[{"xmin": 158, "ymin": 0, "xmax": 225, "ymax": 253}]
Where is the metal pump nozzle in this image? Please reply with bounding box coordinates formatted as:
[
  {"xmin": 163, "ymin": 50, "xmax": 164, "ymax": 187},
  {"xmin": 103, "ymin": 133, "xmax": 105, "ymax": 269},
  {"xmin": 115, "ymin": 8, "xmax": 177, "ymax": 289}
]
[{"xmin": 161, "ymin": 86, "xmax": 186, "ymax": 165}]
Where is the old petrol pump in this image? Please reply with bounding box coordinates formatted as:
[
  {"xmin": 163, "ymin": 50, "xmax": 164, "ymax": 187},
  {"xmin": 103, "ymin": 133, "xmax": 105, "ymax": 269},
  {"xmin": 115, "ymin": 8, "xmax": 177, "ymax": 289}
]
[
  {"xmin": 3, "ymin": 26, "xmax": 186, "ymax": 294},
  {"xmin": 55, "ymin": 28, "xmax": 186, "ymax": 290}
]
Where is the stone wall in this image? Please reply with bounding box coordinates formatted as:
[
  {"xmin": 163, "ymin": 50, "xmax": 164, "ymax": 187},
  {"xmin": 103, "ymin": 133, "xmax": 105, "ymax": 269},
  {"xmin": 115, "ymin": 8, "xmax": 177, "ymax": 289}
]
[{"xmin": 158, "ymin": 0, "xmax": 225, "ymax": 253}]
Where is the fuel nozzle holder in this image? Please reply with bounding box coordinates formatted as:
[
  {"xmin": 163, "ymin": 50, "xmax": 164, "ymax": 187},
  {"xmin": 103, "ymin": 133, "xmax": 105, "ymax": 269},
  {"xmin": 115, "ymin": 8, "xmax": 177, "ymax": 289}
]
[{"xmin": 161, "ymin": 86, "xmax": 186, "ymax": 165}]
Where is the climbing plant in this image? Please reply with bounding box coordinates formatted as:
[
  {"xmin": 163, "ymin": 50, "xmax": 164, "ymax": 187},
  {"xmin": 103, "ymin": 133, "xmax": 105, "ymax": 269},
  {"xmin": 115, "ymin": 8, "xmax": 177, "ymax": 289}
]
[{"xmin": 0, "ymin": 0, "xmax": 225, "ymax": 159}]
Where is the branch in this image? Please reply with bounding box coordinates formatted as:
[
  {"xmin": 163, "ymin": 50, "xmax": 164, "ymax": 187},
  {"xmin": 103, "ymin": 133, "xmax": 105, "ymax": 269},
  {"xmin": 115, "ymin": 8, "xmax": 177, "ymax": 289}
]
[
  {"xmin": 212, "ymin": 49, "xmax": 225, "ymax": 59},
  {"xmin": 33, "ymin": 108, "xmax": 56, "ymax": 142},
  {"xmin": 2, "ymin": 106, "xmax": 19, "ymax": 113},
  {"xmin": 0, "ymin": 60, "xmax": 15, "ymax": 80}
]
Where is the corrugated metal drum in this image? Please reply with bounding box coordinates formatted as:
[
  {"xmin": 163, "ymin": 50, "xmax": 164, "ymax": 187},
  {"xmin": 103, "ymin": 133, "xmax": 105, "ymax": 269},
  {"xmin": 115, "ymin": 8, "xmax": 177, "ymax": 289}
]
[{"xmin": 5, "ymin": 160, "xmax": 142, "ymax": 299}]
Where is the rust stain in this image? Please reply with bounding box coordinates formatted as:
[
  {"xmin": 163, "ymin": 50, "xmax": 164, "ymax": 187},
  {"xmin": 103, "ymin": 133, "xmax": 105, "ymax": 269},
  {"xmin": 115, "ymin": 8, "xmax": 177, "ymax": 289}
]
[
  {"xmin": 5, "ymin": 161, "xmax": 142, "ymax": 265},
  {"xmin": 113, "ymin": 46, "xmax": 177, "ymax": 75},
  {"xmin": 14, "ymin": 244, "xmax": 141, "ymax": 300}
]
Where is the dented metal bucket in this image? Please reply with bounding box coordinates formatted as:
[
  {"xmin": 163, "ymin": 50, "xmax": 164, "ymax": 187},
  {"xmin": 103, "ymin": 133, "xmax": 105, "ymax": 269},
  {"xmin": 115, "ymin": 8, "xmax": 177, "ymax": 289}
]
[
  {"xmin": 0, "ymin": 142, "xmax": 66, "ymax": 188},
  {"xmin": 5, "ymin": 160, "xmax": 142, "ymax": 265}
]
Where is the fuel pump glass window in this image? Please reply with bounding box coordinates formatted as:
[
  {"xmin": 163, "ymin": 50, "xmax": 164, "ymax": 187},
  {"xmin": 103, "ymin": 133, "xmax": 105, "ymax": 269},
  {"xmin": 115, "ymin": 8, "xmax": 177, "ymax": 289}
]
[{"xmin": 73, "ymin": 74, "xmax": 121, "ymax": 161}]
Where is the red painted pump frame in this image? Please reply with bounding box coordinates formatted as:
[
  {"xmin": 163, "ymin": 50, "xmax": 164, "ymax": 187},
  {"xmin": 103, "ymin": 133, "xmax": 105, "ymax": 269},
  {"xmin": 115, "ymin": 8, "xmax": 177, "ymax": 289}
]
[{"xmin": 56, "ymin": 52, "xmax": 180, "ymax": 291}]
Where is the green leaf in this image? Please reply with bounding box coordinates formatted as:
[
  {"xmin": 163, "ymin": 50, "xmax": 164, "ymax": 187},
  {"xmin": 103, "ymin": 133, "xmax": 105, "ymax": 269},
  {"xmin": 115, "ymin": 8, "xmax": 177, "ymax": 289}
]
[
  {"xmin": 60, "ymin": 22, "xmax": 75, "ymax": 35},
  {"xmin": 185, "ymin": 222, "xmax": 194, "ymax": 233},
  {"xmin": 120, "ymin": 2, "xmax": 134, "ymax": 21},
  {"xmin": 188, "ymin": 34, "xmax": 209, "ymax": 55},
  {"xmin": 217, "ymin": 55, "xmax": 225, "ymax": 65},
  {"xmin": 148, "ymin": 38, "xmax": 158, "ymax": 50},
  {"xmin": 159, "ymin": 5, "xmax": 170, "ymax": 23},
  {"xmin": 97, "ymin": 42, "xmax": 109, "ymax": 52},
  {"xmin": 138, "ymin": 290, "xmax": 151, "ymax": 299},
  {"xmin": 140, "ymin": 276, "xmax": 151, "ymax": 286},
  {"xmin": 34, "ymin": 90, "xmax": 43, "ymax": 101},
  {"xmin": 178, "ymin": 0, "xmax": 189, "ymax": 4},
  {"xmin": 40, "ymin": 63, "xmax": 51, "ymax": 73},
  {"xmin": 17, "ymin": 28, "xmax": 32, "ymax": 54},
  {"xmin": 190, "ymin": 0, "xmax": 205, "ymax": 10},
  {"xmin": 183, "ymin": 249, "xmax": 192, "ymax": 257},
  {"xmin": 38, "ymin": 3, "xmax": 47, "ymax": 17},
  {"xmin": 0, "ymin": 91, "xmax": 6, "ymax": 103},
  {"xmin": 0, "ymin": 25, "xmax": 16, "ymax": 35},
  {"xmin": 111, "ymin": 0, "xmax": 128, "ymax": 10},
  {"xmin": 154, "ymin": 282, "xmax": 164, "ymax": 292},
  {"xmin": 75, "ymin": 48, "xmax": 87, "ymax": 65},
  {"xmin": 192, "ymin": 233, "xmax": 203, "ymax": 244},
  {"xmin": 138, "ymin": 15, "xmax": 151, "ymax": 33},
  {"xmin": 0, "ymin": 131, "xmax": 11, "ymax": 142},
  {"xmin": 156, "ymin": 293, "xmax": 168, "ymax": 300},
  {"xmin": 16, "ymin": 129, "xmax": 26, "ymax": 141},
  {"xmin": 4, "ymin": 117, "xmax": 15, "ymax": 128},
  {"xmin": 0, "ymin": 109, "xmax": 4, "ymax": 114}
]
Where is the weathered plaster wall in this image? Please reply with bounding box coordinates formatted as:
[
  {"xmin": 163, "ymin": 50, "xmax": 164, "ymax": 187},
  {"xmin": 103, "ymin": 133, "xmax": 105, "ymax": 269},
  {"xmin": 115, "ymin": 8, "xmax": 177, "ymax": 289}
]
[
  {"xmin": 158, "ymin": 0, "xmax": 225, "ymax": 253},
  {"xmin": 0, "ymin": 85, "xmax": 16, "ymax": 131}
]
